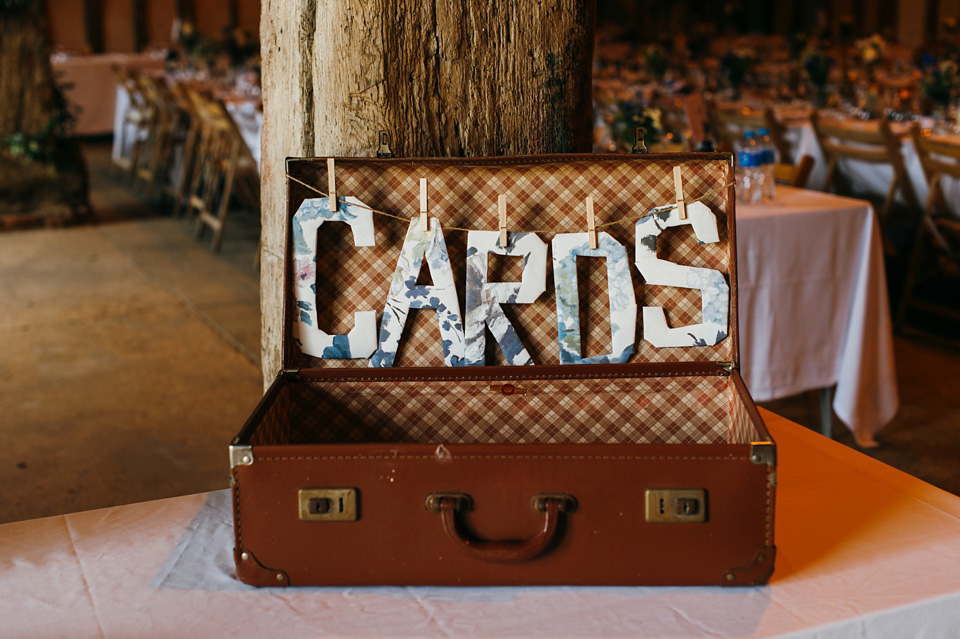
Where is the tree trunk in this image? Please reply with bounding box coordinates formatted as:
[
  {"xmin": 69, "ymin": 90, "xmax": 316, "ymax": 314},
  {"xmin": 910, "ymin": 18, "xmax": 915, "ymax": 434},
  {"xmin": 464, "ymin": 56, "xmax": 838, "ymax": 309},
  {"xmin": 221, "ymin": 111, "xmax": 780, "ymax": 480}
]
[
  {"xmin": 0, "ymin": 2, "xmax": 89, "ymax": 228},
  {"xmin": 0, "ymin": 3, "xmax": 61, "ymax": 137},
  {"xmin": 258, "ymin": 0, "xmax": 595, "ymax": 381}
]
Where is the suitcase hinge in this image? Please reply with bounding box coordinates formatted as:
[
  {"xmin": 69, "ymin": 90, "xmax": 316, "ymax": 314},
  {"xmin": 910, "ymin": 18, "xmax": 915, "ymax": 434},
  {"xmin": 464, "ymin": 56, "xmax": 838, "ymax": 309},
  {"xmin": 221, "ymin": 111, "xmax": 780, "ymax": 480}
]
[
  {"xmin": 375, "ymin": 130, "xmax": 394, "ymax": 158},
  {"xmin": 717, "ymin": 361, "xmax": 735, "ymax": 375},
  {"xmin": 281, "ymin": 368, "xmax": 302, "ymax": 380},
  {"xmin": 749, "ymin": 441, "xmax": 776, "ymax": 465},
  {"xmin": 230, "ymin": 444, "xmax": 254, "ymax": 469}
]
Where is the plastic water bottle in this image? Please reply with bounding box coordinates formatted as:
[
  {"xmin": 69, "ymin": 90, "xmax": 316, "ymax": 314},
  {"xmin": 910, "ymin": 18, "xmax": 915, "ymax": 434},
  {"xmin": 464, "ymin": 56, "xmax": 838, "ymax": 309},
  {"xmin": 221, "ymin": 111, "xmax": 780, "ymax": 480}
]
[
  {"xmin": 756, "ymin": 128, "xmax": 777, "ymax": 201},
  {"xmin": 735, "ymin": 131, "xmax": 760, "ymax": 204}
]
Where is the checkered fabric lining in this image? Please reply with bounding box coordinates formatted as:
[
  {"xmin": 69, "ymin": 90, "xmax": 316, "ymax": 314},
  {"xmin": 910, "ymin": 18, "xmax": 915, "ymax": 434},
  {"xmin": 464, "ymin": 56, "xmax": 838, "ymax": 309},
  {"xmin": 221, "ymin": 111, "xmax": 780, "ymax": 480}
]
[
  {"xmin": 287, "ymin": 156, "xmax": 734, "ymax": 370},
  {"xmin": 727, "ymin": 378, "xmax": 762, "ymax": 443},
  {"xmin": 249, "ymin": 374, "xmax": 759, "ymax": 446}
]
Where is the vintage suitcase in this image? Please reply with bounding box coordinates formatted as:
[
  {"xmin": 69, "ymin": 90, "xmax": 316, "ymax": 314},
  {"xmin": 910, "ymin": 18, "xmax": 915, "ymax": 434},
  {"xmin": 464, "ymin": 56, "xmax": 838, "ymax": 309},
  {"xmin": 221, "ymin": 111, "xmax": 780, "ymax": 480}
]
[{"xmin": 230, "ymin": 152, "xmax": 777, "ymax": 587}]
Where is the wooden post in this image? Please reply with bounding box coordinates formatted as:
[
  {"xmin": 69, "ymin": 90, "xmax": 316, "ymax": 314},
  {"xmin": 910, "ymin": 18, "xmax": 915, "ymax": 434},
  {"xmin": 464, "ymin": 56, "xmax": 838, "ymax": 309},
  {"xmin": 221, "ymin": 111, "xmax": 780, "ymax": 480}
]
[
  {"xmin": 132, "ymin": 0, "xmax": 148, "ymax": 52},
  {"xmin": 175, "ymin": 0, "xmax": 195, "ymax": 22},
  {"xmin": 0, "ymin": 2, "xmax": 89, "ymax": 224},
  {"xmin": 82, "ymin": 0, "xmax": 103, "ymax": 53},
  {"xmin": 258, "ymin": 0, "xmax": 595, "ymax": 381}
]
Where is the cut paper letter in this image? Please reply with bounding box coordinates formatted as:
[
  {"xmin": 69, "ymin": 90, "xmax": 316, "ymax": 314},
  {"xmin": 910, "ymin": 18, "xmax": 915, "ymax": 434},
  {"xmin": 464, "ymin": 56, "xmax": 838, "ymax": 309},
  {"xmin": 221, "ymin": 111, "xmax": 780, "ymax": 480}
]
[
  {"xmin": 634, "ymin": 201, "xmax": 729, "ymax": 348},
  {"xmin": 371, "ymin": 217, "xmax": 466, "ymax": 367},
  {"xmin": 552, "ymin": 232, "xmax": 637, "ymax": 364},
  {"xmin": 291, "ymin": 196, "xmax": 377, "ymax": 359},
  {"xmin": 464, "ymin": 231, "xmax": 547, "ymax": 366}
]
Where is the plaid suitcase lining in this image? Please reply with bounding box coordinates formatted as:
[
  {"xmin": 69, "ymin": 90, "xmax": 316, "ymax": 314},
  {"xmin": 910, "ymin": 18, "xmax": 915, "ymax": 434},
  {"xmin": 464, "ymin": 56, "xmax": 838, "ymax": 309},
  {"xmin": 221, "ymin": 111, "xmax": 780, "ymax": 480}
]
[
  {"xmin": 251, "ymin": 375, "xmax": 761, "ymax": 446},
  {"xmin": 289, "ymin": 158, "xmax": 733, "ymax": 370}
]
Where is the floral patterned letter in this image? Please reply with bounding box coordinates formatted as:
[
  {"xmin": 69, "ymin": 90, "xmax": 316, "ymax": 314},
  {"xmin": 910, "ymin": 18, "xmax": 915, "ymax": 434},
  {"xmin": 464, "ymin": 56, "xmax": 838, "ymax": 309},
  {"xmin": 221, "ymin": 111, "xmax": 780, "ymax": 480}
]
[
  {"xmin": 464, "ymin": 231, "xmax": 547, "ymax": 366},
  {"xmin": 634, "ymin": 201, "xmax": 729, "ymax": 348},
  {"xmin": 371, "ymin": 217, "xmax": 466, "ymax": 367},
  {"xmin": 291, "ymin": 197, "xmax": 378, "ymax": 359},
  {"xmin": 552, "ymin": 232, "xmax": 637, "ymax": 364}
]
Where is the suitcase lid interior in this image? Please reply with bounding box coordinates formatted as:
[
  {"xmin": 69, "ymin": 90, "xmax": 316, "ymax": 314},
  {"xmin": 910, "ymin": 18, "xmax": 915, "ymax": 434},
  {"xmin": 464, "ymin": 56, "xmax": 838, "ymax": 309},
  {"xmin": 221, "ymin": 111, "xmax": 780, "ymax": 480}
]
[{"xmin": 281, "ymin": 153, "xmax": 738, "ymax": 372}]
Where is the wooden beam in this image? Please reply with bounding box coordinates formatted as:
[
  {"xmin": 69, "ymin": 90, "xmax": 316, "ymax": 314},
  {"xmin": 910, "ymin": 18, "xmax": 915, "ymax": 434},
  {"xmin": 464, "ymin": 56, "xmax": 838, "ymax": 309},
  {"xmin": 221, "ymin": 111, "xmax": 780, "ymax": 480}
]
[
  {"xmin": 927, "ymin": 0, "xmax": 942, "ymax": 41},
  {"xmin": 175, "ymin": 0, "xmax": 194, "ymax": 22},
  {"xmin": 132, "ymin": 0, "xmax": 148, "ymax": 52},
  {"xmin": 83, "ymin": 0, "xmax": 103, "ymax": 54}
]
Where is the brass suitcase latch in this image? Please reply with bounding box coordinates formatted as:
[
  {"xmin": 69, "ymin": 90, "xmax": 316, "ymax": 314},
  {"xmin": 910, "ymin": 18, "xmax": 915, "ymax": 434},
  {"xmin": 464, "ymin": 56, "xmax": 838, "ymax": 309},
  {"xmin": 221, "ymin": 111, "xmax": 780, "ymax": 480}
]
[
  {"xmin": 298, "ymin": 488, "xmax": 359, "ymax": 522},
  {"xmin": 645, "ymin": 489, "xmax": 707, "ymax": 523}
]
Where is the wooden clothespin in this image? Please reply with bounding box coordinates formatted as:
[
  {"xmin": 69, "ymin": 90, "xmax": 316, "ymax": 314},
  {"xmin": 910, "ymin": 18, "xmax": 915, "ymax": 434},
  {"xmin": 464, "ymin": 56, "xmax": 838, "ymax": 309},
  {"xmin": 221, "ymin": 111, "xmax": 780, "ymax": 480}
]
[
  {"xmin": 673, "ymin": 165, "xmax": 687, "ymax": 220},
  {"xmin": 498, "ymin": 194, "xmax": 508, "ymax": 248},
  {"xmin": 586, "ymin": 196, "xmax": 597, "ymax": 249},
  {"xmin": 327, "ymin": 158, "xmax": 337, "ymax": 212},
  {"xmin": 419, "ymin": 178, "xmax": 429, "ymax": 233}
]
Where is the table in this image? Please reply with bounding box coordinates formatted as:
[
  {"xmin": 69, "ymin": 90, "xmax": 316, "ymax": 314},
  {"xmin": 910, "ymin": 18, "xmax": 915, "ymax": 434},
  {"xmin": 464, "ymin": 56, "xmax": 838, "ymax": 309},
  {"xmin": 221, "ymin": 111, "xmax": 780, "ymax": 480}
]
[
  {"xmin": 52, "ymin": 53, "xmax": 166, "ymax": 135},
  {"xmin": 3, "ymin": 410, "xmax": 959, "ymax": 638},
  {"xmin": 738, "ymin": 187, "xmax": 898, "ymax": 447}
]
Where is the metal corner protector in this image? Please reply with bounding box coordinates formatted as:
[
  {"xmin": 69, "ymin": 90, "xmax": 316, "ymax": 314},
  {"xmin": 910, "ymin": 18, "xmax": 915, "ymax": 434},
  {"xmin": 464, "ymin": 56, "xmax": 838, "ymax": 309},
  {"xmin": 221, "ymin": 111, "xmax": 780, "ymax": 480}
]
[{"xmin": 230, "ymin": 444, "xmax": 254, "ymax": 469}]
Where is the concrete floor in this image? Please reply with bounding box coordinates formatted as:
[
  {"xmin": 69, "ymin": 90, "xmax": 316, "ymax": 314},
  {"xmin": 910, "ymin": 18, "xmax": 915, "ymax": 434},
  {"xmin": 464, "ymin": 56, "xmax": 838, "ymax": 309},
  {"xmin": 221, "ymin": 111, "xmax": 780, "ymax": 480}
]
[
  {"xmin": 2, "ymin": 142, "xmax": 958, "ymax": 524},
  {"xmin": 0, "ymin": 144, "xmax": 263, "ymax": 523}
]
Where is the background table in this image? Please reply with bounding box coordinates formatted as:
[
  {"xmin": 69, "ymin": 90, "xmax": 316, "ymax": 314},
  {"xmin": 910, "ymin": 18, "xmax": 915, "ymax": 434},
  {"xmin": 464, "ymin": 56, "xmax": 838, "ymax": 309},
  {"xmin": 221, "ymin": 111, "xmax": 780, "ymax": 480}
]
[
  {"xmin": 52, "ymin": 53, "xmax": 166, "ymax": 135},
  {"xmin": 2, "ymin": 410, "xmax": 959, "ymax": 638},
  {"xmin": 738, "ymin": 187, "xmax": 898, "ymax": 446}
]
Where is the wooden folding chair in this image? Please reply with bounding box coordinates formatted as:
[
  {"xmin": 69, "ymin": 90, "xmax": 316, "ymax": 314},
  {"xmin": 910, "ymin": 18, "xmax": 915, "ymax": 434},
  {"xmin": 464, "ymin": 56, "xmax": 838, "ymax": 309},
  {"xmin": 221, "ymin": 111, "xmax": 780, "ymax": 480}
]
[
  {"xmin": 810, "ymin": 111, "xmax": 921, "ymax": 225},
  {"xmin": 185, "ymin": 92, "xmax": 260, "ymax": 252},
  {"xmin": 708, "ymin": 103, "xmax": 793, "ymax": 164},
  {"xmin": 112, "ymin": 68, "xmax": 153, "ymax": 180},
  {"xmin": 896, "ymin": 129, "xmax": 960, "ymax": 328},
  {"xmin": 773, "ymin": 154, "xmax": 815, "ymax": 188},
  {"xmin": 171, "ymin": 84, "xmax": 206, "ymax": 218},
  {"xmin": 132, "ymin": 74, "xmax": 184, "ymax": 200}
]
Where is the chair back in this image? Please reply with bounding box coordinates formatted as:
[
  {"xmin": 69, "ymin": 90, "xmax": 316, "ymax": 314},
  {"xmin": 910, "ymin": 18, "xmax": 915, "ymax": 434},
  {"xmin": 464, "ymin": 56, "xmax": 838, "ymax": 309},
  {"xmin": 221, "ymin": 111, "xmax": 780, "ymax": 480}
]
[
  {"xmin": 810, "ymin": 112, "xmax": 903, "ymax": 165},
  {"xmin": 773, "ymin": 154, "xmax": 815, "ymax": 188},
  {"xmin": 897, "ymin": 127, "xmax": 960, "ymax": 328},
  {"xmin": 811, "ymin": 111, "xmax": 920, "ymax": 220},
  {"xmin": 912, "ymin": 128, "xmax": 960, "ymax": 186},
  {"xmin": 709, "ymin": 104, "xmax": 792, "ymax": 163}
]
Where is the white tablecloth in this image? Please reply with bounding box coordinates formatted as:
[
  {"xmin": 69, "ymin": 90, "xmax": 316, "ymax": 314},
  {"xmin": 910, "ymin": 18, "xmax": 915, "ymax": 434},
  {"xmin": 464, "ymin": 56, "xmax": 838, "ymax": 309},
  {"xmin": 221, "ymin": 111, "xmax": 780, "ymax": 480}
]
[
  {"xmin": 224, "ymin": 100, "xmax": 263, "ymax": 171},
  {"xmin": 52, "ymin": 53, "xmax": 166, "ymax": 136},
  {"xmin": 3, "ymin": 411, "xmax": 959, "ymax": 638},
  {"xmin": 738, "ymin": 187, "xmax": 898, "ymax": 446}
]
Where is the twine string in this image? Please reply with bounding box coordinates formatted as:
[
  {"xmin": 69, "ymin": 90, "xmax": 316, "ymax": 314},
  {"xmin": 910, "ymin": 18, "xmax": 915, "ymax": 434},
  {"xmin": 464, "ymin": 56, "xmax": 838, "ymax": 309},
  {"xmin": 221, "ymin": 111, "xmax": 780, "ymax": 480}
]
[{"xmin": 286, "ymin": 173, "xmax": 736, "ymax": 233}]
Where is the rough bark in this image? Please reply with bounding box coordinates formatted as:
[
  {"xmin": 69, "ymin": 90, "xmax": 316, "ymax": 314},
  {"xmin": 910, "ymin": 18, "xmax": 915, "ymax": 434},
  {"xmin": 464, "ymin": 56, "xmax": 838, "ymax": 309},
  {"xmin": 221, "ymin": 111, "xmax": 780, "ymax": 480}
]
[
  {"xmin": 0, "ymin": 3, "xmax": 89, "ymax": 227},
  {"xmin": 259, "ymin": 0, "xmax": 595, "ymax": 382},
  {"xmin": 0, "ymin": 3, "xmax": 61, "ymax": 137}
]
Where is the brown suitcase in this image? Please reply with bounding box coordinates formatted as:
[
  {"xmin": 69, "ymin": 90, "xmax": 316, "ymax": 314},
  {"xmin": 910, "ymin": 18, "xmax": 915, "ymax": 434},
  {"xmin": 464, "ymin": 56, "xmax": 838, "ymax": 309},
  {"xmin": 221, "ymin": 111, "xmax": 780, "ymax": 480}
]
[{"xmin": 230, "ymin": 152, "xmax": 776, "ymax": 587}]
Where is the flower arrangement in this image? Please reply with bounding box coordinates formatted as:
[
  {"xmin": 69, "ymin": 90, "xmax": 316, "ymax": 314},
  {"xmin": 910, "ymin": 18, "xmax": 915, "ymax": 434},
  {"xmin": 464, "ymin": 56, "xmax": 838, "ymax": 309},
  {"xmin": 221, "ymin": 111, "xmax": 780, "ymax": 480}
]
[
  {"xmin": 856, "ymin": 34, "xmax": 888, "ymax": 72},
  {"xmin": 922, "ymin": 60, "xmax": 960, "ymax": 108},
  {"xmin": 644, "ymin": 44, "xmax": 668, "ymax": 81},
  {"xmin": 720, "ymin": 49, "xmax": 754, "ymax": 97},
  {"xmin": 0, "ymin": 0, "xmax": 37, "ymax": 14},
  {"xmin": 803, "ymin": 45, "xmax": 833, "ymax": 106}
]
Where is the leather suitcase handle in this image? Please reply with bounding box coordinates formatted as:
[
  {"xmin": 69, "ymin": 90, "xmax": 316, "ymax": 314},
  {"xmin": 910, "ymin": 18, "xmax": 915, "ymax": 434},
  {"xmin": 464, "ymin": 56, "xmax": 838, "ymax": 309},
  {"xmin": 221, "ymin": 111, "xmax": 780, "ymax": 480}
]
[{"xmin": 429, "ymin": 494, "xmax": 575, "ymax": 563}]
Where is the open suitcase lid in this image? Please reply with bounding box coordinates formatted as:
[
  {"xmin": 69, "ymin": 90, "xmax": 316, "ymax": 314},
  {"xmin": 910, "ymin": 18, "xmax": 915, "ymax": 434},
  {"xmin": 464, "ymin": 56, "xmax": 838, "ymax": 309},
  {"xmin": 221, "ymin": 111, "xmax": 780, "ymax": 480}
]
[{"xmin": 281, "ymin": 153, "xmax": 738, "ymax": 373}]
